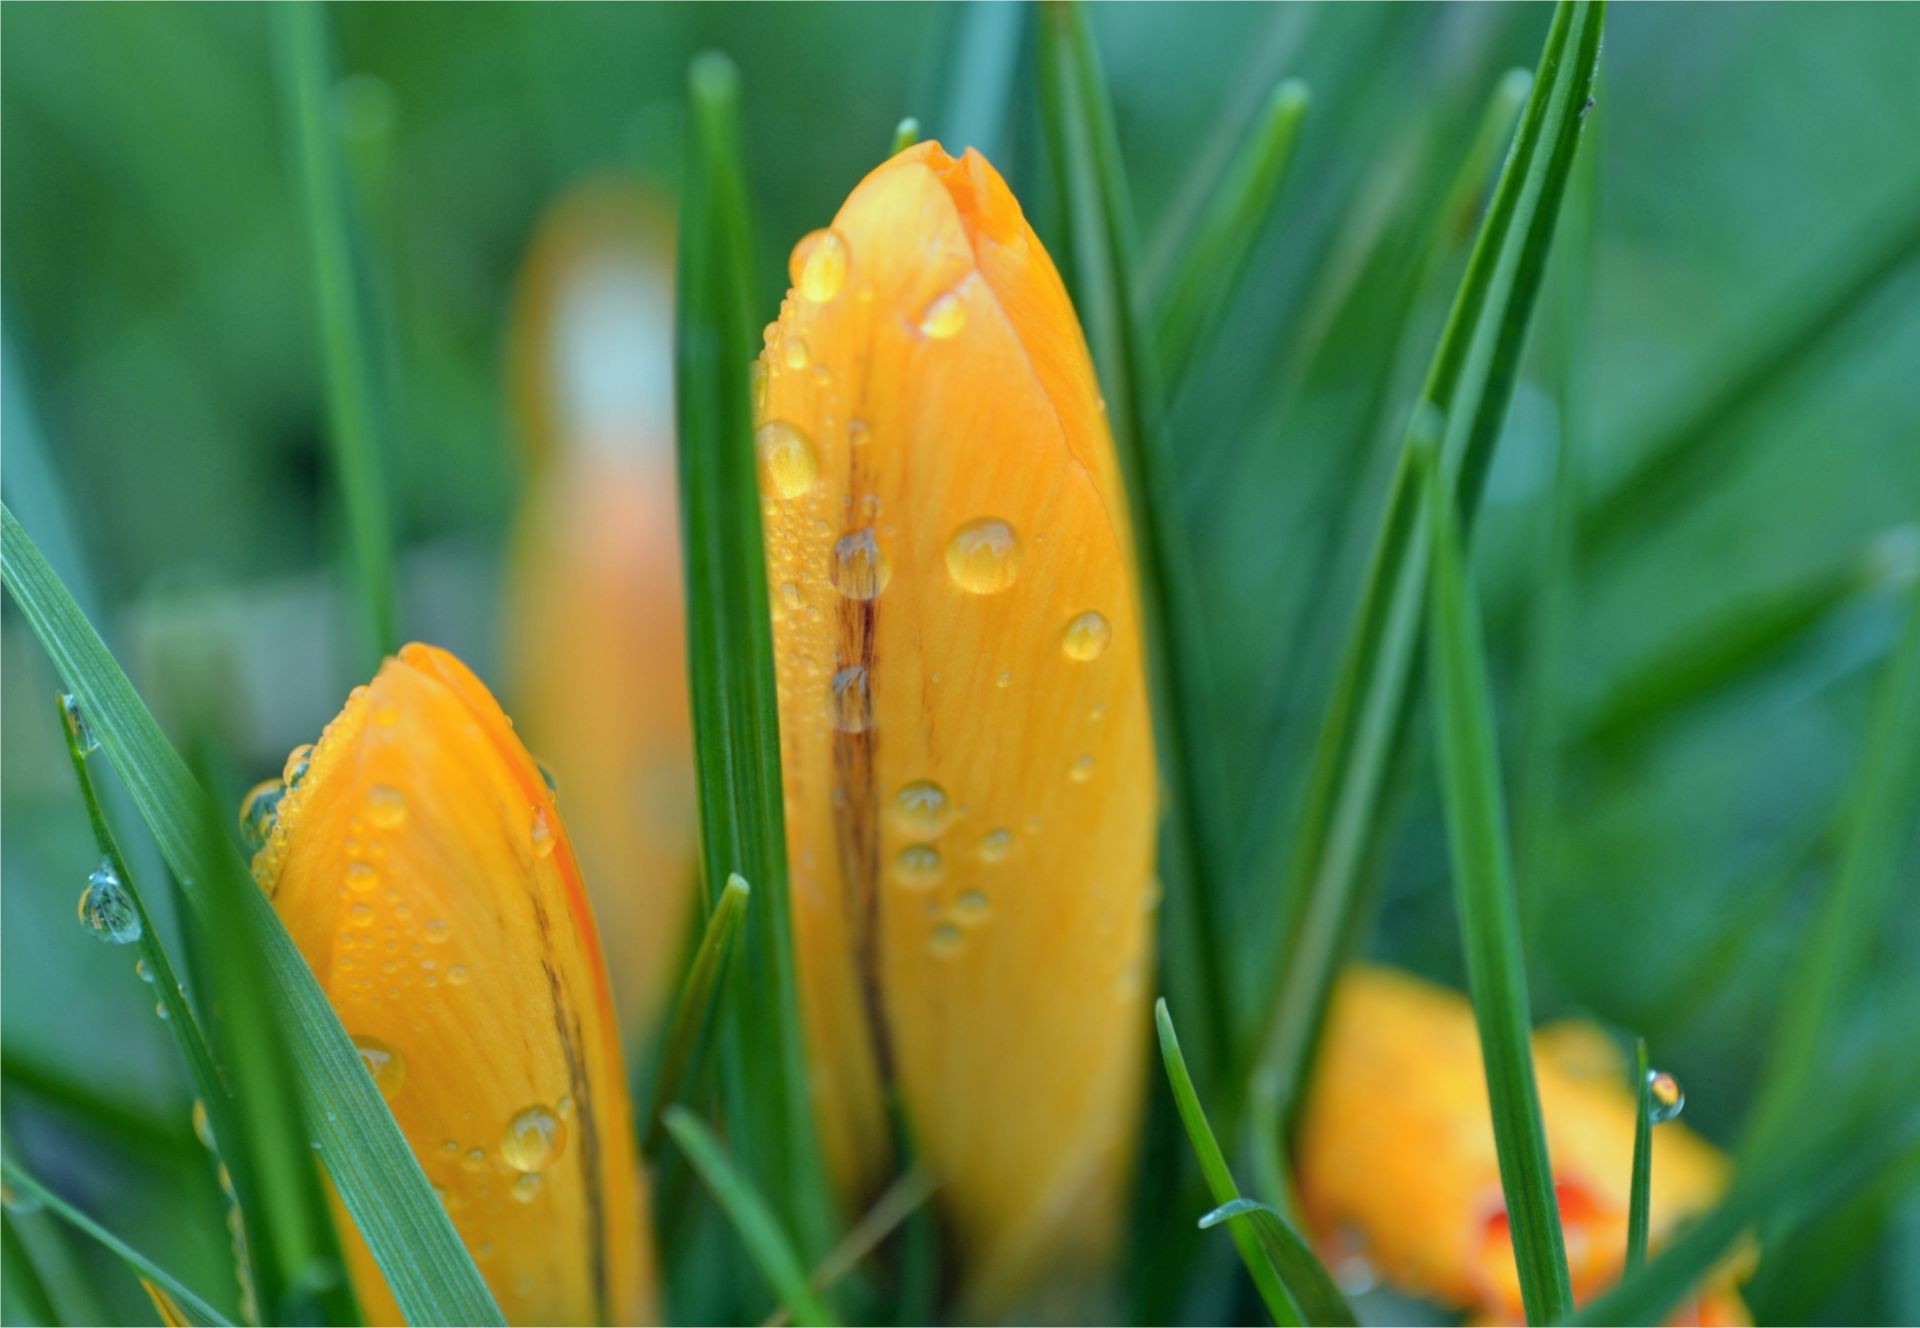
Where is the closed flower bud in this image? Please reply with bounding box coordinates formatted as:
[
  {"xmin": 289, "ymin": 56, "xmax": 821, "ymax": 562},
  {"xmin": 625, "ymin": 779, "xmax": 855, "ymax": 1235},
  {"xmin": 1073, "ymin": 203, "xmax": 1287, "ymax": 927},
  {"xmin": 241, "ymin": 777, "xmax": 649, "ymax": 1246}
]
[
  {"xmin": 252, "ymin": 643, "xmax": 655, "ymax": 1325},
  {"xmin": 756, "ymin": 142, "xmax": 1156, "ymax": 1311},
  {"xmin": 1297, "ymin": 967, "xmax": 1749, "ymax": 1326}
]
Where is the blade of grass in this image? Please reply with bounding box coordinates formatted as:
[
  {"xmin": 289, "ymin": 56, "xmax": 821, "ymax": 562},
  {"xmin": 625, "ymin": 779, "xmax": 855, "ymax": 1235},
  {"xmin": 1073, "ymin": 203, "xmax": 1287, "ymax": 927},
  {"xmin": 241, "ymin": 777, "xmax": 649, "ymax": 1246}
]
[
  {"xmin": 1038, "ymin": 0, "xmax": 1235, "ymax": 1098},
  {"xmin": 0, "ymin": 1157, "xmax": 235, "ymax": 1328},
  {"xmin": 762, "ymin": 1166, "xmax": 941, "ymax": 1328},
  {"xmin": 1627, "ymin": 1039, "xmax": 1652, "ymax": 1274},
  {"xmin": 1155, "ymin": 999, "xmax": 1302, "ymax": 1327},
  {"xmin": 1152, "ymin": 78, "xmax": 1310, "ymax": 393},
  {"xmin": 273, "ymin": 1, "xmax": 400, "ymax": 666},
  {"xmin": 665, "ymin": 1108, "xmax": 837, "ymax": 1328},
  {"xmin": 642, "ymin": 872, "xmax": 750, "ymax": 1157},
  {"xmin": 1199, "ymin": 1200, "xmax": 1355, "ymax": 1328},
  {"xmin": 1420, "ymin": 435, "xmax": 1572, "ymax": 1323},
  {"xmin": 939, "ymin": 0, "xmax": 1025, "ymax": 160},
  {"xmin": 676, "ymin": 51, "xmax": 834, "ymax": 1263},
  {"xmin": 1, "ymin": 504, "xmax": 502, "ymax": 1327},
  {"xmin": 889, "ymin": 117, "xmax": 920, "ymax": 155},
  {"xmin": 1, "ymin": 1213, "xmax": 61, "ymax": 1328},
  {"xmin": 1251, "ymin": 0, "xmax": 1606, "ymax": 1132}
]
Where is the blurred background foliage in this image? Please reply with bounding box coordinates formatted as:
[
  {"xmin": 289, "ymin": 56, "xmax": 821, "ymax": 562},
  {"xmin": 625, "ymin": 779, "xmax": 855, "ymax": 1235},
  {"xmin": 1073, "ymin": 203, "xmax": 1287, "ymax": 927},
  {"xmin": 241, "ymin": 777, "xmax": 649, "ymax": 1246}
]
[{"xmin": 4, "ymin": 3, "xmax": 1918, "ymax": 1324}]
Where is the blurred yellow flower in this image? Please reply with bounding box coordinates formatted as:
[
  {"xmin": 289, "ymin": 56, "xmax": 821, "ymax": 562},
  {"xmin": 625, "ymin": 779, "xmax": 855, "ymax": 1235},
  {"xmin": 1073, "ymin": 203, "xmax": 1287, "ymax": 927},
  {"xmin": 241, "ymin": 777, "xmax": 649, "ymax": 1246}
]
[
  {"xmin": 252, "ymin": 643, "xmax": 656, "ymax": 1326},
  {"xmin": 755, "ymin": 141, "xmax": 1157, "ymax": 1312},
  {"xmin": 504, "ymin": 179, "xmax": 695, "ymax": 1042},
  {"xmin": 1296, "ymin": 966, "xmax": 1749, "ymax": 1326}
]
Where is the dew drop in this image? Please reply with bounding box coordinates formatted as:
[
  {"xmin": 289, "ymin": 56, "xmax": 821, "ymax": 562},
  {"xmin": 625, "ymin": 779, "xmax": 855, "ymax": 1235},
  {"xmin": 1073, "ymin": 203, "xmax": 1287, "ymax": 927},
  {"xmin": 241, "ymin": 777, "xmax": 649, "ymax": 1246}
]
[
  {"xmin": 1061, "ymin": 611, "xmax": 1112, "ymax": 661},
  {"xmin": 530, "ymin": 806, "xmax": 557, "ymax": 859},
  {"xmin": 928, "ymin": 923, "xmax": 965, "ymax": 958},
  {"xmin": 0, "ymin": 1183, "xmax": 42, "ymax": 1215},
  {"xmin": 193, "ymin": 1099, "xmax": 216, "ymax": 1150},
  {"xmin": 945, "ymin": 518, "xmax": 1022, "ymax": 594},
  {"xmin": 791, "ymin": 228, "xmax": 850, "ymax": 303},
  {"xmin": 234, "ymin": 781, "xmax": 284, "ymax": 854},
  {"xmin": 892, "ymin": 781, "xmax": 953, "ymax": 838},
  {"xmin": 353, "ymin": 1036, "xmax": 405, "ymax": 1100},
  {"xmin": 783, "ymin": 336, "xmax": 810, "ymax": 371},
  {"xmin": 462, "ymin": 1147, "xmax": 487, "ymax": 1174},
  {"xmin": 282, "ymin": 743, "xmax": 315, "ymax": 790},
  {"xmin": 557, "ymin": 1095, "xmax": 575, "ymax": 1120},
  {"xmin": 954, "ymin": 889, "xmax": 991, "ymax": 924},
  {"xmin": 366, "ymin": 785, "xmax": 406, "ymax": 829},
  {"xmin": 826, "ymin": 666, "xmax": 873, "ymax": 734},
  {"xmin": 1647, "ymin": 1069, "xmax": 1685, "ymax": 1123},
  {"xmin": 155, "ymin": 1001, "xmax": 169, "ymax": 1021},
  {"xmin": 424, "ymin": 918, "xmax": 450, "ymax": 944},
  {"xmin": 502, "ymin": 1105, "xmax": 567, "ymax": 1172},
  {"xmin": 59, "ymin": 694, "xmax": 100, "ymax": 756},
  {"xmin": 135, "ymin": 957, "xmax": 155, "ymax": 984},
  {"xmin": 78, "ymin": 858, "xmax": 141, "ymax": 944},
  {"xmin": 754, "ymin": 420, "xmax": 819, "ymax": 499},
  {"xmin": 979, "ymin": 829, "xmax": 1013, "ymax": 863},
  {"xmin": 919, "ymin": 290, "xmax": 966, "ymax": 339},
  {"xmin": 893, "ymin": 844, "xmax": 944, "ymax": 889},
  {"xmin": 748, "ymin": 360, "xmax": 769, "ymax": 416},
  {"xmin": 829, "ymin": 528, "xmax": 892, "ymax": 600},
  {"xmin": 345, "ymin": 861, "xmax": 379, "ymax": 894},
  {"xmin": 1069, "ymin": 754, "xmax": 1095, "ymax": 784},
  {"xmin": 847, "ymin": 417, "xmax": 870, "ymax": 448},
  {"xmin": 447, "ymin": 965, "xmax": 471, "ymax": 986},
  {"xmin": 441, "ymin": 1139, "xmax": 460, "ymax": 1155},
  {"xmin": 996, "ymin": 671, "xmax": 1012, "ymax": 689},
  {"xmin": 511, "ymin": 1172, "xmax": 543, "ymax": 1204}
]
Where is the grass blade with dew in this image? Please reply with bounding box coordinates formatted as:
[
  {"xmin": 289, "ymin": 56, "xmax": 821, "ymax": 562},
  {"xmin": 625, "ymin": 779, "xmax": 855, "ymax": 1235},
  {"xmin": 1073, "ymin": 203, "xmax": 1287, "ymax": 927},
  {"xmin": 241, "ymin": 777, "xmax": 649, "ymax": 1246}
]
[
  {"xmin": 1419, "ymin": 434, "xmax": 1572, "ymax": 1323},
  {"xmin": 1250, "ymin": 0, "xmax": 1606, "ymax": 1136},
  {"xmin": 1198, "ymin": 1200, "xmax": 1356, "ymax": 1328},
  {"xmin": 664, "ymin": 1108, "xmax": 837, "ymax": 1328},
  {"xmin": 273, "ymin": 1, "xmax": 400, "ymax": 667},
  {"xmin": 1743, "ymin": 582, "xmax": 1920, "ymax": 1157},
  {"xmin": 1151, "ymin": 78, "xmax": 1310, "ymax": 394},
  {"xmin": 0, "ymin": 1157, "xmax": 236, "ymax": 1328},
  {"xmin": 1156, "ymin": 999, "xmax": 1304, "ymax": 1327},
  {"xmin": 0, "ymin": 504, "xmax": 503, "ymax": 1327},
  {"xmin": 1038, "ymin": 0, "xmax": 1236, "ymax": 1098},
  {"xmin": 641, "ymin": 872, "xmax": 750, "ymax": 1157},
  {"xmin": 675, "ymin": 51, "xmax": 835, "ymax": 1265},
  {"xmin": 1627, "ymin": 1039, "xmax": 1652, "ymax": 1274}
]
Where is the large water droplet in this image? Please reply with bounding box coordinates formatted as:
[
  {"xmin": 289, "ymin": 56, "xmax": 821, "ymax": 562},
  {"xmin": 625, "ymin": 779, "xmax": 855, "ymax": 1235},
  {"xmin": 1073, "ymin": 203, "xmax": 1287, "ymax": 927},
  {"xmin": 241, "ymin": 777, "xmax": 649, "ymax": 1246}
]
[
  {"xmin": 1647, "ymin": 1069, "xmax": 1685, "ymax": 1123},
  {"xmin": 78, "ymin": 858, "xmax": 141, "ymax": 944},
  {"xmin": 829, "ymin": 528, "xmax": 892, "ymax": 600},
  {"xmin": 755, "ymin": 420, "xmax": 819, "ymax": 499},
  {"xmin": 282, "ymin": 743, "xmax": 315, "ymax": 790},
  {"xmin": 827, "ymin": 666, "xmax": 873, "ymax": 734},
  {"xmin": 366, "ymin": 785, "xmax": 406, "ymax": 829},
  {"xmin": 892, "ymin": 781, "xmax": 953, "ymax": 838},
  {"xmin": 791, "ymin": 228, "xmax": 850, "ymax": 303},
  {"xmin": 893, "ymin": 844, "xmax": 944, "ymax": 889},
  {"xmin": 945, "ymin": 518, "xmax": 1022, "ymax": 594},
  {"xmin": 238, "ymin": 780, "xmax": 284, "ymax": 851},
  {"xmin": 502, "ymin": 1105, "xmax": 567, "ymax": 1172},
  {"xmin": 1061, "ymin": 610, "xmax": 1112, "ymax": 661},
  {"xmin": 919, "ymin": 290, "xmax": 966, "ymax": 339},
  {"xmin": 354, "ymin": 1036, "xmax": 406, "ymax": 1100}
]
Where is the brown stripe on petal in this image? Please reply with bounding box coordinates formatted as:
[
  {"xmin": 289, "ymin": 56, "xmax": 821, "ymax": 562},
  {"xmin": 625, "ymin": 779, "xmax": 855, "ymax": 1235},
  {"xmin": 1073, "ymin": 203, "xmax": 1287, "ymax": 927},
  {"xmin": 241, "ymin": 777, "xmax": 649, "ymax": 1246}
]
[{"xmin": 536, "ymin": 912, "xmax": 609, "ymax": 1325}]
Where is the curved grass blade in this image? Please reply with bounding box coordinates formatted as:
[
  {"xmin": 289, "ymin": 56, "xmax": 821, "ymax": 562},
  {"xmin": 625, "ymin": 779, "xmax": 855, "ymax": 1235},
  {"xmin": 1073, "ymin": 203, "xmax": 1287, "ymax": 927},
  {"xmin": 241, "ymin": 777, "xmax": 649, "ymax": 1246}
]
[
  {"xmin": 1, "ymin": 505, "xmax": 502, "ymax": 1327},
  {"xmin": 665, "ymin": 1108, "xmax": 837, "ymax": 1328},
  {"xmin": 1155, "ymin": 1000, "xmax": 1301, "ymax": 1327},
  {"xmin": 1420, "ymin": 437, "xmax": 1571, "ymax": 1323},
  {"xmin": 642, "ymin": 872, "xmax": 750, "ymax": 1157},
  {"xmin": 676, "ymin": 51, "xmax": 834, "ymax": 1261},
  {"xmin": 1252, "ymin": 0, "xmax": 1606, "ymax": 1129},
  {"xmin": 1200, "ymin": 1199, "xmax": 1356, "ymax": 1328},
  {"xmin": 890, "ymin": 117, "xmax": 920, "ymax": 155},
  {"xmin": 0, "ymin": 1157, "xmax": 235, "ymax": 1328},
  {"xmin": 273, "ymin": 1, "xmax": 400, "ymax": 666},
  {"xmin": 1153, "ymin": 78, "xmax": 1310, "ymax": 393},
  {"xmin": 1038, "ymin": 0, "xmax": 1235, "ymax": 1095},
  {"xmin": 1627, "ymin": 1039, "xmax": 1652, "ymax": 1274}
]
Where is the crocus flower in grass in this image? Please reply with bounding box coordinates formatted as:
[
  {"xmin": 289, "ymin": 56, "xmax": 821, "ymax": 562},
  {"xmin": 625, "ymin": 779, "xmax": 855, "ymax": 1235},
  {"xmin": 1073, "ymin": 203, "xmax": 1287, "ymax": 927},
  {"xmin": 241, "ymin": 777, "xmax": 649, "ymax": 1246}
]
[
  {"xmin": 1297, "ymin": 966, "xmax": 1750, "ymax": 1326},
  {"xmin": 754, "ymin": 141, "xmax": 1157, "ymax": 1312},
  {"xmin": 249, "ymin": 643, "xmax": 656, "ymax": 1325},
  {"xmin": 504, "ymin": 178, "xmax": 694, "ymax": 1041}
]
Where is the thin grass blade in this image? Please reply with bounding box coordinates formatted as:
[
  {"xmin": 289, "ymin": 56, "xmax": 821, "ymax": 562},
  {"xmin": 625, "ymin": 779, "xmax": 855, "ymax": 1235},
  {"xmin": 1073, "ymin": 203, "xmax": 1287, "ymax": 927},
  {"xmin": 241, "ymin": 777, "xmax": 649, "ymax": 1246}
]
[
  {"xmin": 889, "ymin": 117, "xmax": 920, "ymax": 155},
  {"xmin": 1628, "ymin": 1039, "xmax": 1652, "ymax": 1274},
  {"xmin": 1252, "ymin": 0, "xmax": 1606, "ymax": 1130},
  {"xmin": 1, "ymin": 1213, "xmax": 61, "ymax": 1328},
  {"xmin": 1199, "ymin": 1199, "xmax": 1356, "ymax": 1328},
  {"xmin": 664, "ymin": 1108, "xmax": 837, "ymax": 1328},
  {"xmin": 1, "ymin": 504, "xmax": 502, "ymax": 1327},
  {"xmin": 642, "ymin": 872, "xmax": 750, "ymax": 1157}
]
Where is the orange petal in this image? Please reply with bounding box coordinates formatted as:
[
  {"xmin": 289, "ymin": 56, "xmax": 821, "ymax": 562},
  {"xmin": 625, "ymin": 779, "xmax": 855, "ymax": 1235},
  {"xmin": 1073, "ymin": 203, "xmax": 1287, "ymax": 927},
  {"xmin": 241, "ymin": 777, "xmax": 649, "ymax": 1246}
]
[
  {"xmin": 254, "ymin": 643, "xmax": 655, "ymax": 1326},
  {"xmin": 504, "ymin": 178, "xmax": 695, "ymax": 1041},
  {"xmin": 758, "ymin": 141, "xmax": 1157, "ymax": 1311},
  {"xmin": 1295, "ymin": 966, "xmax": 1747, "ymax": 1323}
]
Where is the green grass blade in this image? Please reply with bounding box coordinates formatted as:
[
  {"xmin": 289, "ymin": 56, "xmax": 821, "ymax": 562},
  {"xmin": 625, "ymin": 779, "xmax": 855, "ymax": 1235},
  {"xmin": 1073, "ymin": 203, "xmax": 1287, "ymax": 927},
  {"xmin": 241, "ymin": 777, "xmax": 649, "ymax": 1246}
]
[
  {"xmin": 1420, "ymin": 436, "xmax": 1572, "ymax": 1323},
  {"xmin": 1252, "ymin": 0, "xmax": 1606, "ymax": 1124},
  {"xmin": 675, "ymin": 51, "xmax": 834, "ymax": 1261},
  {"xmin": 939, "ymin": 0, "xmax": 1025, "ymax": 159},
  {"xmin": 273, "ymin": 1, "xmax": 400, "ymax": 666},
  {"xmin": 1155, "ymin": 1000, "xmax": 1302, "ymax": 1327},
  {"xmin": 0, "ymin": 1158, "xmax": 235, "ymax": 1328},
  {"xmin": 1199, "ymin": 1200, "xmax": 1356, "ymax": 1328},
  {"xmin": 1, "ymin": 504, "xmax": 502, "ymax": 1327},
  {"xmin": 1, "ymin": 1212, "xmax": 61, "ymax": 1328},
  {"xmin": 1745, "ymin": 581, "xmax": 1920, "ymax": 1156},
  {"xmin": 890, "ymin": 117, "xmax": 920, "ymax": 155},
  {"xmin": 642, "ymin": 873, "xmax": 750, "ymax": 1157},
  {"xmin": 1627, "ymin": 1039, "xmax": 1652, "ymax": 1274},
  {"xmin": 664, "ymin": 1108, "xmax": 837, "ymax": 1328},
  {"xmin": 1037, "ymin": 0, "xmax": 1235, "ymax": 1095},
  {"xmin": 1152, "ymin": 78, "xmax": 1310, "ymax": 392}
]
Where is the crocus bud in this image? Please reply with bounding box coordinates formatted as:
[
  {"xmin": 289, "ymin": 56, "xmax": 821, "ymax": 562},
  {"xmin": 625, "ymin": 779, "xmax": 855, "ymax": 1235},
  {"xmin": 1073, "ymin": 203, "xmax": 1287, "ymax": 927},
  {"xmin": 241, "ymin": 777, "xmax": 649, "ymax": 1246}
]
[
  {"xmin": 504, "ymin": 179, "xmax": 694, "ymax": 1041},
  {"xmin": 755, "ymin": 141, "xmax": 1157, "ymax": 1311},
  {"xmin": 1296, "ymin": 966, "xmax": 1749, "ymax": 1326},
  {"xmin": 252, "ymin": 643, "xmax": 655, "ymax": 1325}
]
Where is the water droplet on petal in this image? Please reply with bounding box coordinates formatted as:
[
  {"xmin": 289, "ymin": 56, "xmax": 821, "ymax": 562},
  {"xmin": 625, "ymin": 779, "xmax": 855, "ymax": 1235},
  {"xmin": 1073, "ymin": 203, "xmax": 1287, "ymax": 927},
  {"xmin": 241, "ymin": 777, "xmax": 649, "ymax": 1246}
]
[
  {"xmin": 502, "ymin": 1105, "xmax": 567, "ymax": 1172},
  {"xmin": 462, "ymin": 1147, "xmax": 487, "ymax": 1174},
  {"xmin": 345, "ymin": 861, "xmax": 379, "ymax": 894},
  {"xmin": 928, "ymin": 923, "xmax": 965, "ymax": 958},
  {"xmin": 424, "ymin": 918, "xmax": 450, "ymax": 944},
  {"xmin": 945, "ymin": 518, "xmax": 1022, "ymax": 594},
  {"xmin": 996, "ymin": 671, "xmax": 1012, "ymax": 689},
  {"xmin": 954, "ymin": 889, "xmax": 991, "ymax": 924},
  {"xmin": 238, "ymin": 780, "xmax": 284, "ymax": 851},
  {"xmin": 556, "ymin": 1095, "xmax": 575, "ymax": 1120},
  {"xmin": 791, "ymin": 228, "xmax": 850, "ymax": 303},
  {"xmin": 847, "ymin": 417, "xmax": 870, "ymax": 448},
  {"xmin": 447, "ymin": 965, "xmax": 471, "ymax": 986},
  {"xmin": 827, "ymin": 666, "xmax": 873, "ymax": 734},
  {"xmin": 829, "ymin": 528, "xmax": 892, "ymax": 600},
  {"xmin": 979, "ymin": 829, "xmax": 1013, "ymax": 863},
  {"xmin": 1647, "ymin": 1069, "xmax": 1685, "ymax": 1123},
  {"xmin": 530, "ymin": 806, "xmax": 556, "ymax": 859},
  {"xmin": 919, "ymin": 290, "xmax": 966, "ymax": 339},
  {"xmin": 1069, "ymin": 754, "xmax": 1095, "ymax": 784},
  {"xmin": 354, "ymin": 1036, "xmax": 405, "ymax": 1100},
  {"xmin": 784, "ymin": 336, "xmax": 810, "ymax": 371},
  {"xmin": 1061, "ymin": 610, "xmax": 1112, "ymax": 661},
  {"xmin": 892, "ymin": 781, "xmax": 952, "ymax": 838},
  {"xmin": 893, "ymin": 844, "xmax": 944, "ymax": 889},
  {"xmin": 78, "ymin": 858, "xmax": 141, "ymax": 944},
  {"xmin": 754, "ymin": 420, "xmax": 819, "ymax": 499},
  {"xmin": 366, "ymin": 785, "xmax": 406, "ymax": 829},
  {"xmin": 511, "ymin": 1172, "xmax": 543, "ymax": 1203}
]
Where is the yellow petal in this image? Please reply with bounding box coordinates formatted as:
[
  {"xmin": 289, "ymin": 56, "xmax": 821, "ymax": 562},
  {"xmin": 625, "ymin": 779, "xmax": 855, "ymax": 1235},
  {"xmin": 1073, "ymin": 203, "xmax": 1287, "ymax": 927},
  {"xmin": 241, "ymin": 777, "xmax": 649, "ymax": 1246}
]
[
  {"xmin": 504, "ymin": 178, "xmax": 695, "ymax": 1040},
  {"xmin": 758, "ymin": 141, "xmax": 1156, "ymax": 1311},
  {"xmin": 255, "ymin": 643, "xmax": 656, "ymax": 1326},
  {"xmin": 1296, "ymin": 966, "xmax": 1748, "ymax": 1325}
]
